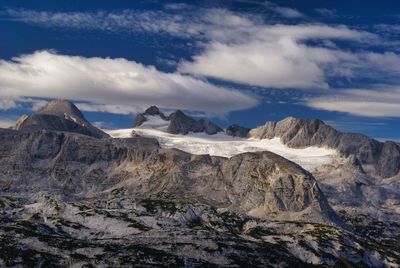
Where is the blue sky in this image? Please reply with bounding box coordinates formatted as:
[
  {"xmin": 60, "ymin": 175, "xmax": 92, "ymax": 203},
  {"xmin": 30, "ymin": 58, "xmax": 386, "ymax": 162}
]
[{"xmin": 1, "ymin": 0, "xmax": 400, "ymax": 140}]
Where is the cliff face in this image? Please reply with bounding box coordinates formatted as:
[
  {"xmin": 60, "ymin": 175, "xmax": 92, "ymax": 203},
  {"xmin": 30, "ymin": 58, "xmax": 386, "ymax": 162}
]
[
  {"xmin": 1, "ymin": 101, "xmax": 398, "ymax": 266},
  {"xmin": 249, "ymin": 117, "xmax": 400, "ymax": 178},
  {"xmin": 15, "ymin": 100, "xmax": 109, "ymax": 139},
  {"xmin": 226, "ymin": 124, "xmax": 251, "ymax": 137},
  {"xmin": 133, "ymin": 106, "xmax": 223, "ymax": 135},
  {"xmin": 0, "ymin": 128, "xmax": 334, "ymax": 223}
]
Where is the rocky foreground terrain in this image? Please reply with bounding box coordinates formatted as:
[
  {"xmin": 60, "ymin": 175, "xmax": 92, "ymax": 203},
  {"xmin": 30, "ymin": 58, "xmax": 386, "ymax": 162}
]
[{"xmin": 0, "ymin": 100, "xmax": 399, "ymax": 267}]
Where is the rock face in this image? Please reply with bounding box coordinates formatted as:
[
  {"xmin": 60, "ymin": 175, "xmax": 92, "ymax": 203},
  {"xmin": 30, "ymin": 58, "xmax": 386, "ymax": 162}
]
[
  {"xmin": 15, "ymin": 100, "xmax": 109, "ymax": 139},
  {"xmin": 134, "ymin": 106, "xmax": 223, "ymax": 135},
  {"xmin": 133, "ymin": 106, "xmax": 168, "ymax": 127},
  {"xmin": 0, "ymin": 128, "xmax": 333, "ymax": 223},
  {"xmin": 226, "ymin": 124, "xmax": 251, "ymax": 138},
  {"xmin": 198, "ymin": 119, "xmax": 223, "ymax": 135},
  {"xmin": 249, "ymin": 117, "xmax": 400, "ymax": 178},
  {"xmin": 114, "ymin": 137, "xmax": 160, "ymax": 151},
  {"xmin": 166, "ymin": 110, "xmax": 203, "ymax": 134},
  {"xmin": 167, "ymin": 110, "xmax": 223, "ymax": 135},
  {"xmin": 1, "ymin": 102, "xmax": 398, "ymax": 266}
]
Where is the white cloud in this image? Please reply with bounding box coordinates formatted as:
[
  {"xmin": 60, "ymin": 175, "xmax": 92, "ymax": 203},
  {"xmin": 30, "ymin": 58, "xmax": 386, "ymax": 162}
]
[
  {"xmin": 307, "ymin": 87, "xmax": 400, "ymax": 117},
  {"xmin": 180, "ymin": 40, "xmax": 328, "ymax": 89},
  {"xmin": 75, "ymin": 103, "xmax": 140, "ymax": 115},
  {"xmin": 7, "ymin": 7, "xmax": 400, "ymax": 94},
  {"xmin": 92, "ymin": 121, "xmax": 114, "ymax": 129},
  {"xmin": 0, "ymin": 97, "xmax": 18, "ymax": 110},
  {"xmin": 264, "ymin": 1, "xmax": 304, "ymax": 18},
  {"xmin": 0, "ymin": 50, "xmax": 259, "ymax": 115},
  {"xmin": 0, "ymin": 117, "xmax": 16, "ymax": 128},
  {"xmin": 164, "ymin": 3, "xmax": 193, "ymax": 10},
  {"xmin": 374, "ymin": 24, "xmax": 400, "ymax": 35},
  {"xmin": 5, "ymin": 9, "xmax": 194, "ymax": 37},
  {"xmin": 314, "ymin": 8, "xmax": 337, "ymax": 18},
  {"xmin": 179, "ymin": 24, "xmax": 380, "ymax": 89}
]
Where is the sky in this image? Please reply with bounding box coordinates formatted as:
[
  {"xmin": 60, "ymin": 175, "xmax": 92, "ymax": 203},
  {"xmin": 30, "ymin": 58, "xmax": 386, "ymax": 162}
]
[{"xmin": 1, "ymin": 0, "xmax": 400, "ymax": 140}]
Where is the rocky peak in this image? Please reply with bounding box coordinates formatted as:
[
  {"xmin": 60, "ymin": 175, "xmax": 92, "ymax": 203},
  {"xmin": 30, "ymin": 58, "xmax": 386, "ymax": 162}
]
[
  {"xmin": 0, "ymin": 128, "xmax": 337, "ymax": 224},
  {"xmin": 133, "ymin": 106, "xmax": 168, "ymax": 127},
  {"xmin": 226, "ymin": 124, "xmax": 251, "ymax": 138},
  {"xmin": 15, "ymin": 99, "xmax": 109, "ymax": 139},
  {"xmin": 198, "ymin": 119, "xmax": 223, "ymax": 135},
  {"xmin": 134, "ymin": 106, "xmax": 223, "ymax": 135},
  {"xmin": 38, "ymin": 99, "xmax": 85, "ymax": 122},
  {"xmin": 249, "ymin": 117, "xmax": 337, "ymax": 146},
  {"xmin": 167, "ymin": 110, "xmax": 201, "ymax": 134},
  {"xmin": 13, "ymin": 114, "xmax": 29, "ymax": 130},
  {"xmin": 250, "ymin": 116, "xmax": 400, "ymax": 178},
  {"xmin": 167, "ymin": 110, "xmax": 187, "ymax": 119},
  {"xmin": 144, "ymin": 106, "xmax": 163, "ymax": 116}
]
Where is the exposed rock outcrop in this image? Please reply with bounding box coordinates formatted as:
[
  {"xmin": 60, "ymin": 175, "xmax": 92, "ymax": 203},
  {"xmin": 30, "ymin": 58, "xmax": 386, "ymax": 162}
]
[
  {"xmin": 249, "ymin": 117, "xmax": 400, "ymax": 178},
  {"xmin": 13, "ymin": 114, "xmax": 29, "ymax": 130},
  {"xmin": 226, "ymin": 124, "xmax": 251, "ymax": 138},
  {"xmin": 15, "ymin": 100, "xmax": 109, "ymax": 139},
  {"xmin": 134, "ymin": 106, "xmax": 223, "ymax": 135},
  {"xmin": 133, "ymin": 106, "xmax": 168, "ymax": 127},
  {"xmin": 115, "ymin": 136, "xmax": 160, "ymax": 150},
  {"xmin": 0, "ymin": 128, "xmax": 335, "ymax": 223}
]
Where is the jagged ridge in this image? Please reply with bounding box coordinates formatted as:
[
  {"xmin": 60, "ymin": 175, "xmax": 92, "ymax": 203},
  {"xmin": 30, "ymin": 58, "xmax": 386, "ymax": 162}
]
[
  {"xmin": 249, "ymin": 117, "xmax": 400, "ymax": 178},
  {"xmin": 134, "ymin": 106, "xmax": 223, "ymax": 135},
  {"xmin": 0, "ymin": 128, "xmax": 337, "ymax": 224}
]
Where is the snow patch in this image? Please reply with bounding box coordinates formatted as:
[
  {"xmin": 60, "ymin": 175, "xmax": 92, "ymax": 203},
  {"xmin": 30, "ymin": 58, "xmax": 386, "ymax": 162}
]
[
  {"xmin": 105, "ymin": 127, "xmax": 337, "ymax": 170},
  {"xmin": 140, "ymin": 115, "xmax": 169, "ymax": 131},
  {"xmin": 64, "ymin": 113, "xmax": 85, "ymax": 126}
]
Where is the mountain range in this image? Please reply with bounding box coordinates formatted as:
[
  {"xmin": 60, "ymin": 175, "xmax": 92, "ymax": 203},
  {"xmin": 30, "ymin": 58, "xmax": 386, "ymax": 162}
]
[{"xmin": 0, "ymin": 100, "xmax": 399, "ymax": 267}]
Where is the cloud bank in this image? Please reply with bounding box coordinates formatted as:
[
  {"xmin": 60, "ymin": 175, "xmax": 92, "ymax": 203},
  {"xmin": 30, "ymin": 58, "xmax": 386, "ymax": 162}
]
[
  {"xmin": 307, "ymin": 87, "xmax": 400, "ymax": 117},
  {"xmin": 6, "ymin": 8, "xmax": 391, "ymax": 91},
  {"xmin": 0, "ymin": 51, "xmax": 258, "ymax": 115},
  {"xmin": 5, "ymin": 5, "xmax": 400, "ymax": 118}
]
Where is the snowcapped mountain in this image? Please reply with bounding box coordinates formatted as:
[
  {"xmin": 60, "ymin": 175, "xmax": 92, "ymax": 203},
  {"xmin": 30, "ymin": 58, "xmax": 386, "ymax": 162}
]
[
  {"xmin": 133, "ymin": 106, "xmax": 223, "ymax": 135},
  {"xmin": 0, "ymin": 100, "xmax": 399, "ymax": 267},
  {"xmin": 107, "ymin": 116, "xmax": 337, "ymax": 171}
]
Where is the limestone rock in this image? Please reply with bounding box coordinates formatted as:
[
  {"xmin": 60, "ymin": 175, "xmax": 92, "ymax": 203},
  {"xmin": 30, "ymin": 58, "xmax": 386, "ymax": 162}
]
[
  {"xmin": 134, "ymin": 106, "xmax": 223, "ymax": 135},
  {"xmin": 226, "ymin": 124, "xmax": 251, "ymax": 138},
  {"xmin": 0, "ymin": 128, "xmax": 335, "ymax": 223},
  {"xmin": 249, "ymin": 117, "xmax": 400, "ymax": 178},
  {"xmin": 16, "ymin": 100, "xmax": 109, "ymax": 139}
]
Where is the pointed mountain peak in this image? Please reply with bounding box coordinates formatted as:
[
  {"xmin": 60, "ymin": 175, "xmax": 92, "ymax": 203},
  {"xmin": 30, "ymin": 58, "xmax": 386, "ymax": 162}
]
[
  {"xmin": 167, "ymin": 110, "xmax": 222, "ymax": 135},
  {"xmin": 38, "ymin": 99, "xmax": 85, "ymax": 122},
  {"xmin": 280, "ymin": 116, "xmax": 325, "ymax": 126},
  {"xmin": 133, "ymin": 106, "xmax": 222, "ymax": 135},
  {"xmin": 168, "ymin": 109, "xmax": 189, "ymax": 119},
  {"xmin": 133, "ymin": 106, "xmax": 168, "ymax": 127},
  {"xmin": 226, "ymin": 124, "xmax": 251, "ymax": 138},
  {"xmin": 13, "ymin": 114, "xmax": 29, "ymax": 130},
  {"xmin": 16, "ymin": 99, "xmax": 109, "ymax": 139},
  {"xmin": 144, "ymin": 106, "xmax": 162, "ymax": 116}
]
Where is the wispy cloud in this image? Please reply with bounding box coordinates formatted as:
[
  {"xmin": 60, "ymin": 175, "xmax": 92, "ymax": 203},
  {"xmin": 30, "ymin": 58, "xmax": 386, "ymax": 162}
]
[
  {"xmin": 374, "ymin": 24, "xmax": 400, "ymax": 36},
  {"xmin": 5, "ymin": 6, "xmax": 400, "ymax": 115},
  {"xmin": 178, "ymin": 23, "xmax": 390, "ymax": 89},
  {"xmin": 164, "ymin": 3, "xmax": 193, "ymax": 10},
  {"xmin": 264, "ymin": 1, "xmax": 304, "ymax": 19},
  {"xmin": 314, "ymin": 8, "xmax": 338, "ymax": 18},
  {"xmin": 0, "ymin": 117, "xmax": 16, "ymax": 128},
  {"xmin": 4, "ymin": 8, "xmax": 258, "ymax": 40},
  {"xmin": 0, "ymin": 50, "xmax": 259, "ymax": 115},
  {"xmin": 0, "ymin": 97, "xmax": 18, "ymax": 110},
  {"xmin": 307, "ymin": 86, "xmax": 400, "ymax": 117}
]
